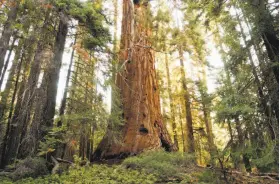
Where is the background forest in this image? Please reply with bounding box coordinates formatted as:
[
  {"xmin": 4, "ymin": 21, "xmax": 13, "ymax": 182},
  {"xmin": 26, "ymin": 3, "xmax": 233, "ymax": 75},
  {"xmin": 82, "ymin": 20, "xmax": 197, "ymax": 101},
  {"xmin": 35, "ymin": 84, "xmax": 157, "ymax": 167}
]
[{"xmin": 0, "ymin": 0, "xmax": 278, "ymax": 183}]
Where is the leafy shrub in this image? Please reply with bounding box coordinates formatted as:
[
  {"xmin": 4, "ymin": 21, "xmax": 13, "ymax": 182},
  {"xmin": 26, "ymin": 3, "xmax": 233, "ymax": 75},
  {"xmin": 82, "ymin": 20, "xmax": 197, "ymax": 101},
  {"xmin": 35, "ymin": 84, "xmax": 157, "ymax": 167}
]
[
  {"xmin": 0, "ymin": 176, "xmax": 14, "ymax": 184},
  {"xmin": 122, "ymin": 150, "xmax": 196, "ymax": 181},
  {"xmin": 38, "ymin": 126, "xmax": 66, "ymax": 156},
  {"xmin": 9, "ymin": 164, "xmax": 156, "ymax": 184},
  {"xmin": 11, "ymin": 157, "xmax": 49, "ymax": 180},
  {"xmin": 251, "ymin": 141, "xmax": 278, "ymax": 172},
  {"xmin": 195, "ymin": 170, "xmax": 220, "ymax": 184}
]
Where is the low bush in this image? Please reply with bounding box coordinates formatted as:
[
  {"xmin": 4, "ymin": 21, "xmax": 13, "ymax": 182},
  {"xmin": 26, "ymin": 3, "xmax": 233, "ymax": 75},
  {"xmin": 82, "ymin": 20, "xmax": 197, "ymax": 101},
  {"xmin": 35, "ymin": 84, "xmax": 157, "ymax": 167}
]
[
  {"xmin": 195, "ymin": 170, "xmax": 220, "ymax": 184},
  {"xmin": 10, "ymin": 157, "xmax": 49, "ymax": 180},
  {"xmin": 122, "ymin": 150, "xmax": 196, "ymax": 181}
]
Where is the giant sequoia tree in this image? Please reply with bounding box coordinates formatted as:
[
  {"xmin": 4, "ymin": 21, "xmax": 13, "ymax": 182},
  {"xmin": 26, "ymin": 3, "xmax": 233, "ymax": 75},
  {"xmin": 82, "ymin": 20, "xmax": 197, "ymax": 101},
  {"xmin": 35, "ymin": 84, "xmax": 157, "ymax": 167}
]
[
  {"xmin": 93, "ymin": 0, "xmax": 175, "ymax": 160},
  {"xmin": 0, "ymin": 0, "xmax": 278, "ymax": 181}
]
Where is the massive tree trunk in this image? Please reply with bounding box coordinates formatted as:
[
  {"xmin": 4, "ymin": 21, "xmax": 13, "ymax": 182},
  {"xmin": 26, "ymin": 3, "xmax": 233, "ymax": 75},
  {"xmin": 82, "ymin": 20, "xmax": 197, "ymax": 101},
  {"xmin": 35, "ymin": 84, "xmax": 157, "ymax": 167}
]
[
  {"xmin": 0, "ymin": 0, "xmax": 19, "ymax": 77},
  {"xmin": 179, "ymin": 47, "xmax": 195, "ymax": 153},
  {"xmin": 93, "ymin": 0, "xmax": 174, "ymax": 160}
]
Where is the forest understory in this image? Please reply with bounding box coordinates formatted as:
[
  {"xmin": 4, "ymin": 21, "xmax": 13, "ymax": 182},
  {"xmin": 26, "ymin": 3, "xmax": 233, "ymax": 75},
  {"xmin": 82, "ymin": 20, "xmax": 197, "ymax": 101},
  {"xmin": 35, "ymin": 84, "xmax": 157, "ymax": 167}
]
[
  {"xmin": 0, "ymin": 151, "xmax": 279, "ymax": 184},
  {"xmin": 0, "ymin": 0, "xmax": 278, "ymax": 183}
]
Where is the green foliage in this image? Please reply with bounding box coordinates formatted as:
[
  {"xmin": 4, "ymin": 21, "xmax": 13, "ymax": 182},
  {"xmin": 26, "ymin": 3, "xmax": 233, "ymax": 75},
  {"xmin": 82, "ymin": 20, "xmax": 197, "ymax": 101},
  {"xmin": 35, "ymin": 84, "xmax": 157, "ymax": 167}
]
[
  {"xmin": 4, "ymin": 157, "xmax": 49, "ymax": 181},
  {"xmin": 195, "ymin": 170, "xmax": 220, "ymax": 184},
  {"xmin": 38, "ymin": 126, "xmax": 66, "ymax": 156},
  {"xmin": 0, "ymin": 152, "xmax": 224, "ymax": 184},
  {"xmin": 251, "ymin": 140, "xmax": 278, "ymax": 172},
  {"xmin": 2, "ymin": 164, "xmax": 156, "ymax": 184},
  {"xmin": 122, "ymin": 150, "xmax": 196, "ymax": 181},
  {"xmin": 51, "ymin": 0, "xmax": 110, "ymax": 50},
  {"xmin": 0, "ymin": 177, "xmax": 13, "ymax": 184}
]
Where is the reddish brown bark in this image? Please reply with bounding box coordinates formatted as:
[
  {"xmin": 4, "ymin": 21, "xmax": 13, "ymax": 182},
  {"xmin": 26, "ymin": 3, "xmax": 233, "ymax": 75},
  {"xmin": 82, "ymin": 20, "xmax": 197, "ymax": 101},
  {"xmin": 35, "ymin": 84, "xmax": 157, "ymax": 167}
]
[{"xmin": 93, "ymin": 0, "xmax": 175, "ymax": 160}]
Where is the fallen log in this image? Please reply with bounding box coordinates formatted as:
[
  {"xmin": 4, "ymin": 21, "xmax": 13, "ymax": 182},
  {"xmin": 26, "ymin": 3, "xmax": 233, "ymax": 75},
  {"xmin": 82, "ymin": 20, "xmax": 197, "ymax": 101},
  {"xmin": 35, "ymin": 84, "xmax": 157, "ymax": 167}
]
[{"xmin": 56, "ymin": 158, "xmax": 73, "ymax": 165}]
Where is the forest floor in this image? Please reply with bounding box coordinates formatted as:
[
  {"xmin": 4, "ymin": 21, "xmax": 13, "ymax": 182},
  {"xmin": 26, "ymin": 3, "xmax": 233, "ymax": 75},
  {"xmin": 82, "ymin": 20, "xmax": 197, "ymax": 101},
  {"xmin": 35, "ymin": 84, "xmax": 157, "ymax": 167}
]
[{"xmin": 0, "ymin": 151, "xmax": 278, "ymax": 184}]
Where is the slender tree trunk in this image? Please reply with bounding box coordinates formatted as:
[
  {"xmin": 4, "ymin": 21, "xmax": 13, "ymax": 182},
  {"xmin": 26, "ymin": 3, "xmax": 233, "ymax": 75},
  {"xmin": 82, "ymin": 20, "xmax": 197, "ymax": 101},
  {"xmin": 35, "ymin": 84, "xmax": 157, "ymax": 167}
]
[
  {"xmin": 61, "ymin": 58, "xmax": 80, "ymax": 159},
  {"xmin": 110, "ymin": 0, "xmax": 119, "ymax": 114},
  {"xmin": 0, "ymin": 39, "xmax": 22, "ymax": 141},
  {"xmin": 68, "ymin": 59, "xmax": 80, "ymax": 115},
  {"xmin": 90, "ymin": 128, "xmax": 94, "ymax": 158},
  {"xmin": 240, "ymin": 0, "xmax": 279, "ymax": 83},
  {"xmin": 202, "ymin": 102, "xmax": 215, "ymax": 157},
  {"xmin": 0, "ymin": 0, "xmax": 18, "ymax": 77},
  {"xmin": 0, "ymin": 37, "xmax": 24, "ymax": 123},
  {"xmin": 179, "ymin": 47, "xmax": 195, "ymax": 153},
  {"xmin": 235, "ymin": 116, "xmax": 252, "ymax": 172},
  {"xmin": 16, "ymin": 12, "xmax": 52, "ymax": 157},
  {"xmin": 237, "ymin": 6, "xmax": 279, "ymax": 165},
  {"xmin": 28, "ymin": 86, "xmax": 45, "ymax": 156},
  {"xmin": 0, "ymin": 37, "xmax": 16, "ymax": 88},
  {"xmin": 0, "ymin": 49, "xmax": 24, "ymax": 168},
  {"xmin": 3, "ymin": 81, "xmax": 26, "ymax": 163},
  {"xmin": 88, "ymin": 52, "xmax": 95, "ymax": 159},
  {"xmin": 79, "ymin": 131, "xmax": 85, "ymax": 160},
  {"xmin": 198, "ymin": 68, "xmax": 215, "ymax": 160},
  {"xmin": 0, "ymin": 21, "xmax": 30, "ymax": 144},
  {"xmin": 54, "ymin": 34, "xmax": 76, "ymax": 159},
  {"xmin": 113, "ymin": 0, "xmax": 118, "ymax": 57},
  {"xmin": 80, "ymin": 80, "xmax": 88, "ymax": 160},
  {"xmin": 240, "ymin": 7, "xmax": 279, "ymax": 123},
  {"xmin": 226, "ymin": 120, "xmax": 233, "ymax": 143},
  {"xmin": 236, "ymin": 12, "xmax": 277, "ymax": 139},
  {"xmin": 16, "ymin": 44, "xmax": 48, "ymax": 158},
  {"xmin": 215, "ymin": 25, "xmax": 253, "ymax": 172},
  {"xmin": 93, "ymin": 0, "xmax": 175, "ymax": 160},
  {"xmin": 197, "ymin": 134, "xmax": 202, "ymax": 165},
  {"xmin": 86, "ymin": 130, "xmax": 91, "ymax": 160},
  {"xmin": 178, "ymin": 105, "xmax": 186, "ymax": 152},
  {"xmin": 164, "ymin": 51, "xmax": 179, "ymax": 150},
  {"xmin": 57, "ymin": 34, "xmax": 77, "ymax": 127},
  {"xmin": 262, "ymin": 32, "xmax": 279, "ymax": 83},
  {"xmin": 1, "ymin": 32, "xmax": 37, "ymax": 164}
]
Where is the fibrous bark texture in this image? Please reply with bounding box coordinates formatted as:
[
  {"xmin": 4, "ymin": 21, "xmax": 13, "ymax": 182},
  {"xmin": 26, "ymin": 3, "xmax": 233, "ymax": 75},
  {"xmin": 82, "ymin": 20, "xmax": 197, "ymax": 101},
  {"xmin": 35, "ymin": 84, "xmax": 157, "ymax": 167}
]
[{"xmin": 93, "ymin": 0, "xmax": 175, "ymax": 160}]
